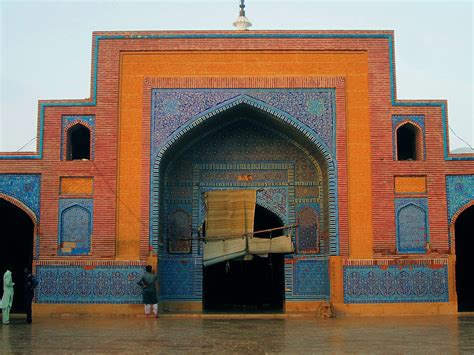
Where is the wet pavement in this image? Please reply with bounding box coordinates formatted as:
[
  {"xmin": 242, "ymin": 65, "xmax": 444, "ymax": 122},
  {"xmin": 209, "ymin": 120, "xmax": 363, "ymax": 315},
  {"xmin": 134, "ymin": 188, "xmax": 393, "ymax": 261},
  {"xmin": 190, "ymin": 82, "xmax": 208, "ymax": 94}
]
[{"xmin": 1, "ymin": 314, "xmax": 474, "ymax": 354}]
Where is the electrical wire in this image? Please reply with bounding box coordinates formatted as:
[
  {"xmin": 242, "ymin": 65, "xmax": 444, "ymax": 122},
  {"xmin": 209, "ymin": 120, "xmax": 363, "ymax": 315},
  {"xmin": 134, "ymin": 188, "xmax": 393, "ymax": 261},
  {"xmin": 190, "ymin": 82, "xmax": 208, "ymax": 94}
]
[
  {"xmin": 449, "ymin": 125, "xmax": 473, "ymax": 150},
  {"xmin": 16, "ymin": 137, "xmax": 37, "ymax": 152},
  {"xmin": 90, "ymin": 159, "xmax": 149, "ymax": 230}
]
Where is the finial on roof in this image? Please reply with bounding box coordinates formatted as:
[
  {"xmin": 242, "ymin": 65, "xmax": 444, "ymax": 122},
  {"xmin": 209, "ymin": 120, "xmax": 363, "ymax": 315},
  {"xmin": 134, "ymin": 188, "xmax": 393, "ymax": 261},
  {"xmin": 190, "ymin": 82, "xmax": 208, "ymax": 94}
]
[{"xmin": 233, "ymin": 0, "xmax": 252, "ymax": 31}]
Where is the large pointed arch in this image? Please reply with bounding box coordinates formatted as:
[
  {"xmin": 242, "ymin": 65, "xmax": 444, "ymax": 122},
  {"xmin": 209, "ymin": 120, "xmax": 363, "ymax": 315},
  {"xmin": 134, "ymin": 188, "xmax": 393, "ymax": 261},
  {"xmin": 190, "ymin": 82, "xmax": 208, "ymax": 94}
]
[
  {"xmin": 450, "ymin": 201, "xmax": 474, "ymax": 311},
  {"xmin": 150, "ymin": 95, "xmax": 339, "ymax": 255},
  {"xmin": 0, "ymin": 193, "xmax": 37, "ymax": 312},
  {"xmin": 0, "ymin": 193, "xmax": 38, "ymax": 225}
]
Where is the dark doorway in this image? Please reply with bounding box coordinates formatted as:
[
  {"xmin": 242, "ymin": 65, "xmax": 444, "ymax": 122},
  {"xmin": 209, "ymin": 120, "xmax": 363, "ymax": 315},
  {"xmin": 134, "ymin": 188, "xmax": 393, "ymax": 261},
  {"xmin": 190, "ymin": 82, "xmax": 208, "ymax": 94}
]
[
  {"xmin": 203, "ymin": 205, "xmax": 285, "ymax": 312},
  {"xmin": 0, "ymin": 198, "xmax": 34, "ymax": 313},
  {"xmin": 67, "ymin": 124, "xmax": 91, "ymax": 160},
  {"xmin": 455, "ymin": 205, "xmax": 474, "ymax": 312},
  {"xmin": 396, "ymin": 123, "xmax": 417, "ymax": 160}
]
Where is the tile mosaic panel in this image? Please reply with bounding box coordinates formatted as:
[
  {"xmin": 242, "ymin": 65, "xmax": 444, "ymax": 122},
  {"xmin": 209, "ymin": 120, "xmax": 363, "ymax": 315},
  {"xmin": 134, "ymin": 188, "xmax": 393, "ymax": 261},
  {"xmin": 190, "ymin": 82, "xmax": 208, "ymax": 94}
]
[
  {"xmin": 296, "ymin": 203, "xmax": 320, "ymax": 253},
  {"xmin": 0, "ymin": 174, "xmax": 41, "ymax": 218},
  {"xmin": 36, "ymin": 265, "xmax": 143, "ymax": 303},
  {"xmin": 395, "ymin": 198, "xmax": 429, "ymax": 254},
  {"xmin": 343, "ymin": 265, "xmax": 449, "ymax": 303},
  {"xmin": 167, "ymin": 208, "xmax": 192, "ymax": 254},
  {"xmin": 446, "ymin": 175, "xmax": 474, "ymax": 222},
  {"xmin": 159, "ymin": 258, "xmax": 198, "ymax": 300},
  {"xmin": 152, "ymin": 89, "xmax": 336, "ymax": 158},
  {"xmin": 289, "ymin": 258, "xmax": 329, "ymax": 300},
  {"xmin": 58, "ymin": 198, "xmax": 93, "ymax": 255}
]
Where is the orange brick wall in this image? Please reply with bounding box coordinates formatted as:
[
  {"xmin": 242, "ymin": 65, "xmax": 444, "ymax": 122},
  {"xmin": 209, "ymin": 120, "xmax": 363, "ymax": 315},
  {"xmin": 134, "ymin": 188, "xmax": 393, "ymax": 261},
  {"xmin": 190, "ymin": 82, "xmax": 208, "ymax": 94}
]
[
  {"xmin": 116, "ymin": 49, "xmax": 373, "ymax": 259},
  {"xmin": 60, "ymin": 177, "xmax": 94, "ymax": 195},
  {"xmin": 394, "ymin": 176, "xmax": 427, "ymax": 194}
]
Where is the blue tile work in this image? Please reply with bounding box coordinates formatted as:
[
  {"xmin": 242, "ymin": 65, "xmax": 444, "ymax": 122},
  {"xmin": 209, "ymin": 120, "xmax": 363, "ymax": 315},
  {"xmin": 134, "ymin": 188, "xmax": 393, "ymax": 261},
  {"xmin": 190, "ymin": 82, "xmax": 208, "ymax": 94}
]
[
  {"xmin": 167, "ymin": 207, "xmax": 192, "ymax": 254},
  {"xmin": 155, "ymin": 117, "xmax": 333, "ymax": 302},
  {"xmin": 446, "ymin": 175, "xmax": 474, "ymax": 223},
  {"xmin": 288, "ymin": 258, "xmax": 330, "ymax": 300},
  {"xmin": 158, "ymin": 119, "xmax": 324, "ymax": 249},
  {"xmin": 0, "ymin": 174, "xmax": 41, "ymax": 219},
  {"xmin": 35, "ymin": 265, "xmax": 143, "ymax": 303},
  {"xmin": 150, "ymin": 88, "xmax": 342, "ymax": 303},
  {"xmin": 395, "ymin": 198, "xmax": 429, "ymax": 254},
  {"xmin": 61, "ymin": 115, "xmax": 95, "ymax": 160},
  {"xmin": 58, "ymin": 198, "xmax": 93, "ymax": 255},
  {"xmin": 296, "ymin": 203, "xmax": 321, "ymax": 253},
  {"xmin": 151, "ymin": 93, "xmax": 339, "ymax": 256},
  {"xmin": 392, "ymin": 115, "xmax": 426, "ymax": 160},
  {"xmin": 343, "ymin": 264, "xmax": 449, "ymax": 303},
  {"xmin": 152, "ymin": 89, "xmax": 336, "ymax": 158},
  {"xmin": 159, "ymin": 258, "xmax": 200, "ymax": 300}
]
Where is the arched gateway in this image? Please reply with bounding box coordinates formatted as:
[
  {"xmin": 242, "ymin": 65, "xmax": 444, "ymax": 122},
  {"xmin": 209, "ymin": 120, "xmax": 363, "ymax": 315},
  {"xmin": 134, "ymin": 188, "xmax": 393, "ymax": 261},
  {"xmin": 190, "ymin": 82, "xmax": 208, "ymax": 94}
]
[
  {"xmin": 151, "ymin": 93, "xmax": 338, "ymax": 310},
  {"xmin": 453, "ymin": 204, "xmax": 474, "ymax": 311},
  {"xmin": 0, "ymin": 195, "xmax": 36, "ymax": 313}
]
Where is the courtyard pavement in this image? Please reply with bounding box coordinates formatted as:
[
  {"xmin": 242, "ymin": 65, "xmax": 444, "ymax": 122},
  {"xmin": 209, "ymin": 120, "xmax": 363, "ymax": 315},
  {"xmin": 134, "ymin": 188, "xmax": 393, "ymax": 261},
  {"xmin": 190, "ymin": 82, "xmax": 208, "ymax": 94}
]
[{"xmin": 1, "ymin": 313, "xmax": 474, "ymax": 354}]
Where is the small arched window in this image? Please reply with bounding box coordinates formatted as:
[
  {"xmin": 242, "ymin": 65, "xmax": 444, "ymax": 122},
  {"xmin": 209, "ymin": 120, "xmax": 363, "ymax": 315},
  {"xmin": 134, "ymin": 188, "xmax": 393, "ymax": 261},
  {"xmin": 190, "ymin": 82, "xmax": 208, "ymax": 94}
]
[
  {"xmin": 66, "ymin": 124, "xmax": 91, "ymax": 160},
  {"xmin": 396, "ymin": 122, "xmax": 423, "ymax": 161}
]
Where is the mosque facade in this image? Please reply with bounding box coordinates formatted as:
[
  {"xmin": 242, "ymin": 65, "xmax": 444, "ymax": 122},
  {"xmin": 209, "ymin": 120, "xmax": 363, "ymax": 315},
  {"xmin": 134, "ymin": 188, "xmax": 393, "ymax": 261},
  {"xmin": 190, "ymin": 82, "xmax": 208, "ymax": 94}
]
[{"xmin": 0, "ymin": 30, "xmax": 473, "ymax": 315}]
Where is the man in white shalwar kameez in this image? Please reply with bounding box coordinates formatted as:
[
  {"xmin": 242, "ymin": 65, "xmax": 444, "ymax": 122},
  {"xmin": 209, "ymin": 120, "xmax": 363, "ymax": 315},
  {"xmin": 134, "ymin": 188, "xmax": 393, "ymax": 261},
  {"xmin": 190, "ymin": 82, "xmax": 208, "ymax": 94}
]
[{"xmin": 1, "ymin": 267, "xmax": 15, "ymax": 325}]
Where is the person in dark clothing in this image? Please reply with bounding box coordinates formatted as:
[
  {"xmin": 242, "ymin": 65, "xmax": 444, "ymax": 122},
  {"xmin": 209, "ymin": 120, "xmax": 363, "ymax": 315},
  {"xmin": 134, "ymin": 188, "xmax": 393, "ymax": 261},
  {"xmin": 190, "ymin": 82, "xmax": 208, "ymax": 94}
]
[
  {"xmin": 137, "ymin": 265, "xmax": 159, "ymax": 317},
  {"xmin": 23, "ymin": 267, "xmax": 38, "ymax": 324}
]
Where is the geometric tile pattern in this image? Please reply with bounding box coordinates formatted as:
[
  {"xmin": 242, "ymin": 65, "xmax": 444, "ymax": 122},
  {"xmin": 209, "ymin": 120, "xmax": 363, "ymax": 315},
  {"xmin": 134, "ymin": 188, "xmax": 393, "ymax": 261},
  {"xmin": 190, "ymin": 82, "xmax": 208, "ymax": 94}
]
[
  {"xmin": 343, "ymin": 265, "xmax": 449, "ymax": 303},
  {"xmin": 159, "ymin": 258, "xmax": 198, "ymax": 300},
  {"xmin": 152, "ymin": 89, "xmax": 336, "ymax": 157},
  {"xmin": 58, "ymin": 198, "xmax": 93, "ymax": 255},
  {"xmin": 395, "ymin": 198, "xmax": 429, "ymax": 254},
  {"xmin": 0, "ymin": 174, "xmax": 41, "ymax": 218},
  {"xmin": 35, "ymin": 265, "xmax": 143, "ymax": 303},
  {"xmin": 167, "ymin": 209, "xmax": 192, "ymax": 253},
  {"xmin": 290, "ymin": 258, "xmax": 329, "ymax": 300},
  {"xmin": 446, "ymin": 175, "xmax": 474, "ymax": 223},
  {"xmin": 296, "ymin": 204, "xmax": 320, "ymax": 253}
]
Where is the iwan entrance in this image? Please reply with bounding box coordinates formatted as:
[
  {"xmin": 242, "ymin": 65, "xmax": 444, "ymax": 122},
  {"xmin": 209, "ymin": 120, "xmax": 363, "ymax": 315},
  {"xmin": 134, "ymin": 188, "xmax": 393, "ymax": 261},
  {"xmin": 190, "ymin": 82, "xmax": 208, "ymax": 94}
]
[{"xmin": 157, "ymin": 101, "xmax": 333, "ymax": 312}]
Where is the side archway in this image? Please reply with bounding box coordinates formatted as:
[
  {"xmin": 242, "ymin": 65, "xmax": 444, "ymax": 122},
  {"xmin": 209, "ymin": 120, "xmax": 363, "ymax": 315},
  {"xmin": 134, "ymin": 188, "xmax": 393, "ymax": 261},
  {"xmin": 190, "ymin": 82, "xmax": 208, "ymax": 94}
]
[
  {"xmin": 452, "ymin": 203, "xmax": 474, "ymax": 311},
  {"xmin": 0, "ymin": 194, "xmax": 37, "ymax": 313}
]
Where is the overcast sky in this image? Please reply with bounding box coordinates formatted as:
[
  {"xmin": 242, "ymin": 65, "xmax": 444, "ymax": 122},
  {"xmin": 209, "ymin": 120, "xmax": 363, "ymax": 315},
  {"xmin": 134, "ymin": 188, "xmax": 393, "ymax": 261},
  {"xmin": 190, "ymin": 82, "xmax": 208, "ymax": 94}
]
[{"xmin": 0, "ymin": 0, "xmax": 472, "ymax": 152}]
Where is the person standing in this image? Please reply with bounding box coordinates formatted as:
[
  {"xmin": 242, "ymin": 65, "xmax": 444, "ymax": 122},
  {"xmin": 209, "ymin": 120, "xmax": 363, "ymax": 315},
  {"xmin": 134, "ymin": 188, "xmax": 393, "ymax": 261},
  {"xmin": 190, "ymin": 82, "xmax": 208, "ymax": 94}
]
[
  {"xmin": 1, "ymin": 266, "xmax": 15, "ymax": 325},
  {"xmin": 23, "ymin": 267, "xmax": 38, "ymax": 324},
  {"xmin": 137, "ymin": 265, "xmax": 159, "ymax": 318}
]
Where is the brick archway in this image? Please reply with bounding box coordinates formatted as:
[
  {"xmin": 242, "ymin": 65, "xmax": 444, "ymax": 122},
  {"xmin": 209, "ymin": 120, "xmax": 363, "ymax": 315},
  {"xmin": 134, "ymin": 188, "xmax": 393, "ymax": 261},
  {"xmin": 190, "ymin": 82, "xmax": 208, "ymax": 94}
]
[{"xmin": 0, "ymin": 194, "xmax": 37, "ymax": 312}]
